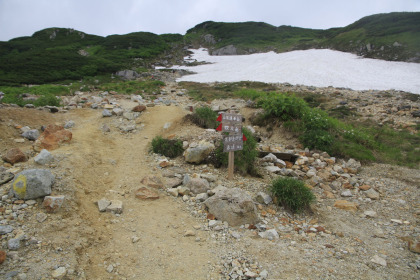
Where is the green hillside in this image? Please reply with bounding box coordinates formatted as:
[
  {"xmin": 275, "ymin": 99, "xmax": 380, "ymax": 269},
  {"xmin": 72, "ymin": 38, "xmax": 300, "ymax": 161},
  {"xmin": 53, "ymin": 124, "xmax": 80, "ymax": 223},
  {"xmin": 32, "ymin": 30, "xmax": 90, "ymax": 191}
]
[
  {"xmin": 0, "ymin": 28, "xmax": 182, "ymax": 86},
  {"xmin": 186, "ymin": 12, "xmax": 420, "ymax": 61}
]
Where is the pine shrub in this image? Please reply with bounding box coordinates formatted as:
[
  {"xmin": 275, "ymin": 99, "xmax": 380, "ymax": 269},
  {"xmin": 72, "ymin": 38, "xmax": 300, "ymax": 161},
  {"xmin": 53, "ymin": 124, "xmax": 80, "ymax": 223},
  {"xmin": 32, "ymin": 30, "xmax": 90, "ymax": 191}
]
[
  {"xmin": 270, "ymin": 177, "xmax": 315, "ymax": 213},
  {"xmin": 151, "ymin": 136, "xmax": 184, "ymax": 158}
]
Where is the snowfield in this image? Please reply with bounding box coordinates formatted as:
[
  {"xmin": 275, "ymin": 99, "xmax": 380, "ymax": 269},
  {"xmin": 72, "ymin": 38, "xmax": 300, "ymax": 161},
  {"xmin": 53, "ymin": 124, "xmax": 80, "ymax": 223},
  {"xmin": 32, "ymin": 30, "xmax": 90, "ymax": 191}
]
[{"xmin": 171, "ymin": 48, "xmax": 420, "ymax": 94}]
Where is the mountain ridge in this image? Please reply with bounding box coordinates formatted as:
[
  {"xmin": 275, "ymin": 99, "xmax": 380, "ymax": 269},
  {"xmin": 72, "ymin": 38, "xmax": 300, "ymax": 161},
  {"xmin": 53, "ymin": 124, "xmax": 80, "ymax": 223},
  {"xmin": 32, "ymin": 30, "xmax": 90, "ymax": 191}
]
[{"xmin": 0, "ymin": 12, "xmax": 419, "ymax": 85}]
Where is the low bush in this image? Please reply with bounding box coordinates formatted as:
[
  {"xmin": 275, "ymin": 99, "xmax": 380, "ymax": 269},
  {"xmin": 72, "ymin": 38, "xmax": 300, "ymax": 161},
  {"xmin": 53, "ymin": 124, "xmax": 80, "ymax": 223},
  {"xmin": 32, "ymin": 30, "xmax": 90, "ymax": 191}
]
[
  {"xmin": 192, "ymin": 106, "xmax": 218, "ymax": 129},
  {"xmin": 214, "ymin": 127, "xmax": 259, "ymax": 175},
  {"xmin": 270, "ymin": 177, "xmax": 315, "ymax": 213},
  {"xmin": 258, "ymin": 93, "xmax": 309, "ymax": 121},
  {"xmin": 151, "ymin": 136, "xmax": 184, "ymax": 158}
]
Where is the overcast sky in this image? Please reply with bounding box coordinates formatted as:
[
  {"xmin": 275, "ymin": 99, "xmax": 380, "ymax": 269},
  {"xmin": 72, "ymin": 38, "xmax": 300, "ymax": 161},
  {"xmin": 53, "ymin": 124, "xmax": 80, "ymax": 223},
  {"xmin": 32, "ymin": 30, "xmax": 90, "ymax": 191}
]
[{"xmin": 0, "ymin": 0, "xmax": 419, "ymax": 41}]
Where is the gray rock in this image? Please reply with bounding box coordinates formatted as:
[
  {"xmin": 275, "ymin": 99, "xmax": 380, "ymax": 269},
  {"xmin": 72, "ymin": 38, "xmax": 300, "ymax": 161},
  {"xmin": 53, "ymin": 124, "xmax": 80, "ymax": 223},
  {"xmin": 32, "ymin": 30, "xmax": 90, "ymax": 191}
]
[
  {"xmin": 112, "ymin": 108, "xmax": 124, "ymax": 116},
  {"xmin": 177, "ymin": 186, "xmax": 190, "ymax": 196},
  {"xmin": 8, "ymin": 238, "xmax": 21, "ymax": 250},
  {"xmin": 204, "ymin": 187, "xmax": 259, "ymax": 226},
  {"xmin": 185, "ymin": 178, "xmax": 210, "ymax": 194},
  {"xmin": 10, "ymin": 169, "xmax": 54, "ymax": 200},
  {"xmin": 265, "ymin": 166, "xmax": 281, "ymax": 173},
  {"xmin": 34, "ymin": 149, "xmax": 54, "ymax": 165},
  {"xmin": 203, "ymin": 34, "xmax": 216, "ymax": 44},
  {"xmin": 371, "ymin": 255, "xmax": 387, "ymax": 266},
  {"xmin": 212, "ymin": 45, "xmax": 237, "ymax": 55},
  {"xmin": 0, "ymin": 171, "xmax": 14, "ymax": 185},
  {"xmin": 341, "ymin": 190, "xmax": 353, "ymax": 197},
  {"xmin": 64, "ymin": 120, "xmax": 75, "ymax": 129},
  {"xmin": 258, "ymin": 229, "xmax": 279, "ymax": 240},
  {"xmin": 165, "ymin": 177, "xmax": 183, "ymax": 188},
  {"xmin": 36, "ymin": 212, "xmax": 48, "ymax": 223},
  {"xmin": 196, "ymin": 193, "xmax": 209, "ymax": 202},
  {"xmin": 21, "ymin": 129, "xmax": 40, "ymax": 141},
  {"xmin": 0, "ymin": 225, "xmax": 14, "ymax": 235},
  {"xmin": 115, "ymin": 70, "xmax": 139, "ymax": 80},
  {"xmin": 97, "ymin": 198, "xmax": 111, "ymax": 212},
  {"xmin": 184, "ymin": 141, "xmax": 215, "ymax": 164},
  {"xmin": 106, "ymin": 200, "xmax": 123, "ymax": 214},
  {"xmin": 255, "ymin": 192, "xmax": 272, "ymax": 205},
  {"xmin": 102, "ymin": 109, "xmax": 112, "ymax": 117},
  {"xmin": 51, "ymin": 267, "xmax": 67, "ymax": 279},
  {"xmin": 364, "ymin": 188, "xmax": 380, "ymax": 200},
  {"xmin": 123, "ymin": 112, "xmax": 137, "ymax": 120}
]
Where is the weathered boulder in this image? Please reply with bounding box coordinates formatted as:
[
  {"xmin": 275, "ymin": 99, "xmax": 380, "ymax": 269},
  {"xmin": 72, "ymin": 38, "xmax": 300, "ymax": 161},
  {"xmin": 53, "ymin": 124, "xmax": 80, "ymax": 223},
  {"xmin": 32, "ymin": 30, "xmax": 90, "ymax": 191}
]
[
  {"xmin": 132, "ymin": 105, "xmax": 146, "ymax": 112},
  {"xmin": 10, "ymin": 169, "xmax": 54, "ymax": 200},
  {"xmin": 2, "ymin": 148, "xmax": 27, "ymax": 165},
  {"xmin": 22, "ymin": 129, "xmax": 40, "ymax": 141},
  {"xmin": 34, "ymin": 149, "xmax": 54, "ymax": 165},
  {"xmin": 185, "ymin": 177, "xmax": 210, "ymax": 194},
  {"xmin": 184, "ymin": 141, "xmax": 215, "ymax": 164},
  {"xmin": 255, "ymin": 192, "xmax": 272, "ymax": 205},
  {"xmin": 115, "ymin": 70, "xmax": 139, "ymax": 80},
  {"xmin": 204, "ymin": 188, "xmax": 259, "ymax": 226},
  {"xmin": 34, "ymin": 124, "xmax": 72, "ymax": 151},
  {"xmin": 212, "ymin": 45, "xmax": 237, "ymax": 56}
]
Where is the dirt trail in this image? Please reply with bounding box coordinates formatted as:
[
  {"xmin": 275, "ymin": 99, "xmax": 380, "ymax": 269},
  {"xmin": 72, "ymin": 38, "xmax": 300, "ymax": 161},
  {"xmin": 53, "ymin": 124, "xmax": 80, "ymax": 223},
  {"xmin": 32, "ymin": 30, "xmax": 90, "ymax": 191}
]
[{"xmin": 61, "ymin": 104, "xmax": 217, "ymax": 279}]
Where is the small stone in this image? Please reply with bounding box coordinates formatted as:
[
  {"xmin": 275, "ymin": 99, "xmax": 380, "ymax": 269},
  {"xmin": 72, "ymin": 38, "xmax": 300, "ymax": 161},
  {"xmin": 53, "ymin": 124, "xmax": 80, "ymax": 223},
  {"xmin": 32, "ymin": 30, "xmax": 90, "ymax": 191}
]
[
  {"xmin": 97, "ymin": 198, "xmax": 111, "ymax": 212},
  {"xmin": 177, "ymin": 186, "xmax": 190, "ymax": 196},
  {"xmin": 135, "ymin": 187, "xmax": 159, "ymax": 200},
  {"xmin": 2, "ymin": 148, "xmax": 27, "ymax": 165},
  {"xmin": 167, "ymin": 188, "xmax": 178, "ymax": 197},
  {"xmin": 258, "ymin": 229, "xmax": 279, "ymax": 240},
  {"xmin": 8, "ymin": 238, "xmax": 20, "ymax": 250},
  {"xmin": 106, "ymin": 200, "xmax": 123, "ymax": 214},
  {"xmin": 371, "ymin": 255, "xmax": 387, "ymax": 266},
  {"xmin": 34, "ymin": 149, "xmax": 54, "ymax": 165},
  {"xmin": 391, "ymin": 219, "xmax": 403, "ymax": 224},
  {"xmin": 196, "ymin": 193, "xmax": 208, "ymax": 202},
  {"xmin": 0, "ymin": 250, "xmax": 6, "ymax": 264},
  {"xmin": 132, "ymin": 236, "xmax": 140, "ymax": 243},
  {"xmin": 43, "ymin": 195, "xmax": 65, "ymax": 212},
  {"xmin": 184, "ymin": 230, "xmax": 196, "ymax": 237},
  {"xmin": 359, "ymin": 185, "xmax": 371, "ymax": 191},
  {"xmin": 102, "ymin": 109, "xmax": 112, "ymax": 117},
  {"xmin": 333, "ymin": 200, "xmax": 358, "ymax": 212},
  {"xmin": 21, "ymin": 129, "xmax": 40, "ymax": 141},
  {"xmin": 0, "ymin": 225, "xmax": 14, "ymax": 235},
  {"xmin": 408, "ymin": 240, "xmax": 420, "ymax": 254},
  {"xmin": 64, "ymin": 120, "xmax": 75, "ymax": 129},
  {"xmin": 106, "ymin": 264, "xmax": 114, "ymax": 273},
  {"xmin": 364, "ymin": 188, "xmax": 380, "ymax": 200},
  {"xmin": 260, "ymin": 269, "xmax": 269, "ymax": 279},
  {"xmin": 255, "ymin": 192, "xmax": 272, "ymax": 205},
  {"xmin": 244, "ymin": 271, "xmax": 258, "ymax": 278},
  {"xmin": 132, "ymin": 105, "xmax": 146, "ymax": 112},
  {"xmin": 36, "ymin": 212, "xmax": 48, "ymax": 223},
  {"xmin": 341, "ymin": 190, "xmax": 353, "ymax": 197},
  {"xmin": 364, "ymin": 211, "xmax": 377, "ymax": 218},
  {"xmin": 52, "ymin": 267, "xmax": 67, "ymax": 279}
]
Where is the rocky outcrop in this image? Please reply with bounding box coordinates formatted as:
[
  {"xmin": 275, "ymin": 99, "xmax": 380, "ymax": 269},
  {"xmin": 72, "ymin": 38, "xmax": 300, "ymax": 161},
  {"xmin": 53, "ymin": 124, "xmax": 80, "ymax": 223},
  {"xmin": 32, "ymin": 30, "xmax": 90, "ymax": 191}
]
[
  {"xmin": 115, "ymin": 70, "xmax": 139, "ymax": 80},
  {"xmin": 212, "ymin": 45, "xmax": 238, "ymax": 56}
]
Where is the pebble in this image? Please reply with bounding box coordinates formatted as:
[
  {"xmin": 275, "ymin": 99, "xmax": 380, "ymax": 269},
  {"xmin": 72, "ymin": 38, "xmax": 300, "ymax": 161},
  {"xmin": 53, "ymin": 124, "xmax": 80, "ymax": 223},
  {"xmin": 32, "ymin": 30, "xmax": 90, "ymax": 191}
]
[
  {"xmin": 371, "ymin": 255, "xmax": 387, "ymax": 266},
  {"xmin": 51, "ymin": 267, "xmax": 67, "ymax": 279}
]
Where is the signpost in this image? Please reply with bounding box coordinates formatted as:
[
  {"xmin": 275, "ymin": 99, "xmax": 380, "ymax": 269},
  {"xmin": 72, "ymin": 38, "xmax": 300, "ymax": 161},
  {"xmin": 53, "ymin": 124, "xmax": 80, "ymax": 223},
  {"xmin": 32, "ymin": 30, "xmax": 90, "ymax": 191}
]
[{"xmin": 216, "ymin": 112, "xmax": 246, "ymax": 180}]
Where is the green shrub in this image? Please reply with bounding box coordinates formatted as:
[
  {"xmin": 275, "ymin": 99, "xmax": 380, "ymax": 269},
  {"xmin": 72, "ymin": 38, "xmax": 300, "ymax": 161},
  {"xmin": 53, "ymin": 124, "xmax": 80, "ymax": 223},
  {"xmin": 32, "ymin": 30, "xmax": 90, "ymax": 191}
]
[
  {"xmin": 33, "ymin": 94, "xmax": 61, "ymax": 107},
  {"xmin": 234, "ymin": 89, "xmax": 263, "ymax": 100},
  {"xmin": 151, "ymin": 136, "xmax": 184, "ymax": 158},
  {"xmin": 192, "ymin": 106, "xmax": 218, "ymax": 129},
  {"xmin": 258, "ymin": 93, "xmax": 309, "ymax": 121},
  {"xmin": 214, "ymin": 127, "xmax": 259, "ymax": 175},
  {"xmin": 270, "ymin": 177, "xmax": 315, "ymax": 213}
]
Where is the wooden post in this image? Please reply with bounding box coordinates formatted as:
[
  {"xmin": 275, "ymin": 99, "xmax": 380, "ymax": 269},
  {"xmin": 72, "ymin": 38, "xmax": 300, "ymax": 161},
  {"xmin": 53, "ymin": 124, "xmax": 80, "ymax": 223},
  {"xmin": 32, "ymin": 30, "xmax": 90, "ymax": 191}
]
[{"xmin": 228, "ymin": 151, "xmax": 234, "ymax": 180}]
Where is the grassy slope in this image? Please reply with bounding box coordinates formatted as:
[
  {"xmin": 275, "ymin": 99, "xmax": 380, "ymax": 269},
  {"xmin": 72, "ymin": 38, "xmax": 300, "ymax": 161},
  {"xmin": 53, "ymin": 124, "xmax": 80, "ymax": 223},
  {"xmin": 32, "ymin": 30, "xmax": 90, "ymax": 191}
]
[
  {"xmin": 185, "ymin": 12, "xmax": 420, "ymax": 61},
  {"xmin": 0, "ymin": 28, "xmax": 182, "ymax": 86}
]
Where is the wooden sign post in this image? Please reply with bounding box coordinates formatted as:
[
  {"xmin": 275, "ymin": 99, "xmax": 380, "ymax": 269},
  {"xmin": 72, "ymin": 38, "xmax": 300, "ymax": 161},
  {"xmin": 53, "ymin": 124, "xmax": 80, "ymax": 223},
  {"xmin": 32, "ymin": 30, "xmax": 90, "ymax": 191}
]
[{"xmin": 216, "ymin": 112, "xmax": 246, "ymax": 180}]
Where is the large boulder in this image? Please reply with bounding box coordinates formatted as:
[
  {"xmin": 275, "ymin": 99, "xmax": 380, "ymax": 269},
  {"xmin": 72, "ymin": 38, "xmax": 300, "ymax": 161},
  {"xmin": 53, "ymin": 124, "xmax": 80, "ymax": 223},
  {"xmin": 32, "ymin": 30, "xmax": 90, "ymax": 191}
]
[
  {"xmin": 115, "ymin": 70, "xmax": 139, "ymax": 80},
  {"xmin": 212, "ymin": 45, "xmax": 238, "ymax": 56},
  {"xmin": 204, "ymin": 188, "xmax": 259, "ymax": 226},
  {"xmin": 2, "ymin": 148, "xmax": 27, "ymax": 165},
  {"xmin": 10, "ymin": 169, "xmax": 55, "ymax": 200},
  {"xmin": 184, "ymin": 141, "xmax": 215, "ymax": 164},
  {"xmin": 34, "ymin": 124, "xmax": 72, "ymax": 151},
  {"xmin": 185, "ymin": 177, "xmax": 210, "ymax": 194}
]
